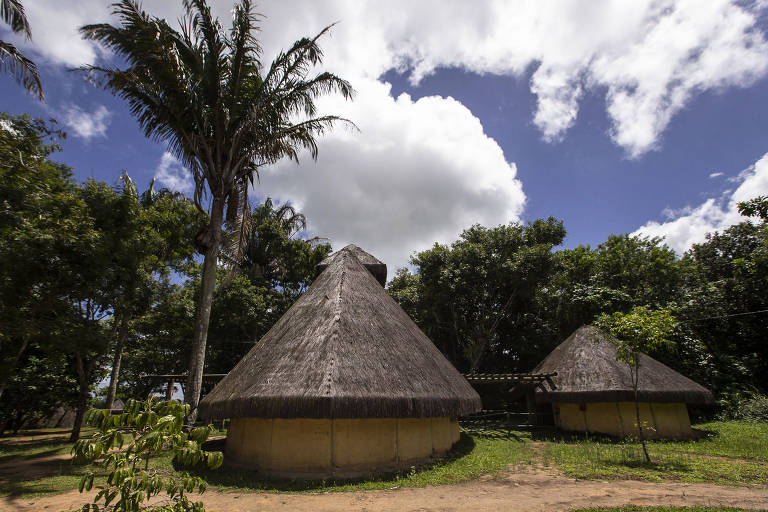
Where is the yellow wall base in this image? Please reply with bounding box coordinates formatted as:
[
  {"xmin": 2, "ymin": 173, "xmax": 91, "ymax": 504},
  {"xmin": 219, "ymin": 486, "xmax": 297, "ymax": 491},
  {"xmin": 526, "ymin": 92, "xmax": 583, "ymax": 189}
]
[
  {"xmin": 225, "ymin": 417, "xmax": 459, "ymax": 478},
  {"xmin": 555, "ymin": 401, "xmax": 693, "ymax": 439}
]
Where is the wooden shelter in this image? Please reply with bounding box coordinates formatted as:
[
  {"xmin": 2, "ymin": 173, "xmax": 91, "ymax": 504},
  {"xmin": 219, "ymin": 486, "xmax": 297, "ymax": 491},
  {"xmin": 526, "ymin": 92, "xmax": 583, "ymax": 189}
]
[
  {"xmin": 528, "ymin": 325, "xmax": 713, "ymax": 439},
  {"xmin": 198, "ymin": 245, "xmax": 481, "ymax": 478}
]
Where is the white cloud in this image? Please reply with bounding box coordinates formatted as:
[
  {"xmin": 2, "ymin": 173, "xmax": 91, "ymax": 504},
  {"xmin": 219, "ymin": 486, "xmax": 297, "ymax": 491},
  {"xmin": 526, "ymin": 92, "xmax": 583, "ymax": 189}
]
[
  {"xmin": 634, "ymin": 153, "xmax": 768, "ymax": 254},
  {"xmin": 709, "ymin": 172, "xmax": 724, "ymax": 178},
  {"xmin": 255, "ymin": 0, "xmax": 768, "ymax": 157},
  {"xmin": 18, "ymin": 1, "xmax": 768, "ymax": 157},
  {"xmin": 62, "ymin": 104, "xmax": 111, "ymax": 140},
  {"xmin": 8, "ymin": 0, "xmax": 111, "ymax": 67},
  {"xmin": 154, "ymin": 152, "xmax": 193, "ymax": 195},
  {"xmin": 0, "ymin": 119, "xmax": 18, "ymax": 135},
  {"xmin": 258, "ymin": 78, "xmax": 525, "ymax": 271}
]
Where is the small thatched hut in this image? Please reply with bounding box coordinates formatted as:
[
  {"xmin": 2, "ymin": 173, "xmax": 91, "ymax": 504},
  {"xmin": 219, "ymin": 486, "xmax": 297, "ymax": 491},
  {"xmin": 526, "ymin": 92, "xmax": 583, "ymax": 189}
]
[
  {"xmin": 529, "ymin": 325, "xmax": 713, "ymax": 439},
  {"xmin": 198, "ymin": 245, "xmax": 481, "ymax": 478}
]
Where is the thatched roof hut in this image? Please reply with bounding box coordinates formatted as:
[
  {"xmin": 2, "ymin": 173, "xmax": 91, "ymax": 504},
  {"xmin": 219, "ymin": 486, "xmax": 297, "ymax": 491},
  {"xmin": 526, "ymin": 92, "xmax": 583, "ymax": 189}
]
[
  {"xmin": 199, "ymin": 245, "xmax": 480, "ymax": 477},
  {"xmin": 528, "ymin": 325, "xmax": 712, "ymax": 439}
]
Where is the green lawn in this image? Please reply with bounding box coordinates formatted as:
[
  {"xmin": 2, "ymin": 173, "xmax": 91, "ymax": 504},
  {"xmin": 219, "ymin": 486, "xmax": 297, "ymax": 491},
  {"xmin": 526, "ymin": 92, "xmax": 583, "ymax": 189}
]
[
  {"xmin": 0, "ymin": 428, "xmax": 76, "ymax": 461},
  {"xmin": 570, "ymin": 507, "xmax": 762, "ymax": 512},
  {"xmin": 0, "ymin": 421, "xmax": 766, "ymax": 499},
  {"xmin": 539, "ymin": 421, "xmax": 768, "ymax": 484}
]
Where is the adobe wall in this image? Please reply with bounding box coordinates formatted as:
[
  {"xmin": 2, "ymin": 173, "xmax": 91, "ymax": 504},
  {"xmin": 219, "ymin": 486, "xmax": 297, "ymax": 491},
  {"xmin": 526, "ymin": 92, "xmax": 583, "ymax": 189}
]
[
  {"xmin": 555, "ymin": 401, "xmax": 693, "ymax": 439},
  {"xmin": 225, "ymin": 416, "xmax": 460, "ymax": 478}
]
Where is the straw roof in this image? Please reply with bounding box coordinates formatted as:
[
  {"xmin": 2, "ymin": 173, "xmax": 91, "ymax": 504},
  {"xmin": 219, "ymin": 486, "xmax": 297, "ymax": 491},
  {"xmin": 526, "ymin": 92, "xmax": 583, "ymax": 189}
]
[
  {"xmin": 317, "ymin": 244, "xmax": 387, "ymax": 286},
  {"xmin": 531, "ymin": 325, "xmax": 713, "ymax": 405},
  {"xmin": 198, "ymin": 245, "xmax": 481, "ymax": 420}
]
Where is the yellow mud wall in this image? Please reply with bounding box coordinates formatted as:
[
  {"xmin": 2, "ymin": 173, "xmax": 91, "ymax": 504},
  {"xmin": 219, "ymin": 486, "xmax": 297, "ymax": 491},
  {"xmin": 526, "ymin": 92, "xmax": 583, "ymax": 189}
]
[
  {"xmin": 333, "ymin": 418, "xmax": 396, "ymax": 467},
  {"xmin": 555, "ymin": 402, "xmax": 693, "ymax": 439},
  {"xmin": 556, "ymin": 403, "xmax": 588, "ymax": 432},
  {"xmin": 226, "ymin": 416, "xmax": 460, "ymax": 476},
  {"xmin": 649, "ymin": 402, "xmax": 692, "ymax": 439}
]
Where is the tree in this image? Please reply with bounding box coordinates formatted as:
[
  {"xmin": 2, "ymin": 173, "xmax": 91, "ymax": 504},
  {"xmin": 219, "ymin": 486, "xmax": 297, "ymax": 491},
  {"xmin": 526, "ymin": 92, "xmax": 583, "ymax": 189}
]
[
  {"xmin": 680, "ymin": 221, "xmax": 768, "ymax": 396},
  {"xmin": 0, "ymin": 113, "xmax": 83, "ymax": 401},
  {"xmin": 79, "ymin": 0, "xmax": 353, "ymax": 421},
  {"xmin": 0, "ymin": 0, "xmax": 42, "ymax": 98},
  {"xmin": 595, "ymin": 306, "xmax": 676, "ymax": 462},
  {"xmin": 103, "ymin": 173, "xmax": 203, "ymax": 410},
  {"xmin": 389, "ymin": 218, "xmax": 566, "ymax": 372},
  {"xmin": 738, "ymin": 195, "xmax": 768, "ymax": 221},
  {"xmin": 73, "ymin": 398, "xmax": 222, "ymax": 512}
]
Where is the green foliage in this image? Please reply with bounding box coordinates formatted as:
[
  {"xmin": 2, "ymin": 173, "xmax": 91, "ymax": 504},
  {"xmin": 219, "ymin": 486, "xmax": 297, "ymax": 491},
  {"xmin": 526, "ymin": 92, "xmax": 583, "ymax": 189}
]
[
  {"xmin": 571, "ymin": 506, "xmax": 756, "ymax": 511},
  {"xmin": 737, "ymin": 195, "xmax": 768, "ymax": 221},
  {"xmin": 72, "ymin": 398, "xmax": 222, "ymax": 512},
  {"xmin": 594, "ymin": 307, "xmax": 677, "ymax": 367},
  {"xmin": 717, "ymin": 392, "xmax": 768, "ymax": 423},
  {"xmin": 389, "ymin": 218, "xmax": 566, "ymax": 372},
  {"xmin": 0, "ymin": 349, "xmax": 77, "ymax": 434}
]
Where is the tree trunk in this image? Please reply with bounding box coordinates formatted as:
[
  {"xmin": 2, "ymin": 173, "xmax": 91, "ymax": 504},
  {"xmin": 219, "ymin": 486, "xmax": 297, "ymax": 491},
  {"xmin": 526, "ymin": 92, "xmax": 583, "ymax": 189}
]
[
  {"xmin": 633, "ymin": 360, "xmax": 651, "ymax": 462},
  {"xmin": 70, "ymin": 352, "xmax": 91, "ymax": 442},
  {"xmin": 105, "ymin": 313, "xmax": 131, "ymax": 410},
  {"xmin": 165, "ymin": 380, "xmax": 175, "ymax": 401},
  {"xmin": 185, "ymin": 196, "xmax": 225, "ymax": 424},
  {"xmin": 0, "ymin": 335, "xmax": 30, "ymax": 402}
]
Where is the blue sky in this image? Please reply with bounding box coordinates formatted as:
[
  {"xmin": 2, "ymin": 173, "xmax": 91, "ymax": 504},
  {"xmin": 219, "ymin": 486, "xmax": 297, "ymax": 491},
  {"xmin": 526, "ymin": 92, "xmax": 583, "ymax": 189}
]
[{"xmin": 2, "ymin": 0, "xmax": 768, "ymax": 270}]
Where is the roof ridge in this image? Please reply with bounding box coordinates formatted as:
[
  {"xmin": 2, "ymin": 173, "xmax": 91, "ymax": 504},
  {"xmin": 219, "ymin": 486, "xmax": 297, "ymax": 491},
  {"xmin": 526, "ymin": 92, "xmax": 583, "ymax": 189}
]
[{"xmin": 323, "ymin": 249, "xmax": 350, "ymax": 404}]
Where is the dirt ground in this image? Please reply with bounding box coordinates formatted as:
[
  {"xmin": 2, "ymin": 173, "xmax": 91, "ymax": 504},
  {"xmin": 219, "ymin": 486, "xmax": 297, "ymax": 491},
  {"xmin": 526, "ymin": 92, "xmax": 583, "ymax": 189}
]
[{"xmin": 3, "ymin": 466, "xmax": 767, "ymax": 512}]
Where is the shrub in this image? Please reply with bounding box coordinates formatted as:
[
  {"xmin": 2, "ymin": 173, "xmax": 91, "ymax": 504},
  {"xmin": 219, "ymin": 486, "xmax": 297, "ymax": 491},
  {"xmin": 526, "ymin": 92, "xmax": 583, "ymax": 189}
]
[
  {"xmin": 72, "ymin": 397, "xmax": 223, "ymax": 512},
  {"xmin": 717, "ymin": 392, "xmax": 768, "ymax": 423}
]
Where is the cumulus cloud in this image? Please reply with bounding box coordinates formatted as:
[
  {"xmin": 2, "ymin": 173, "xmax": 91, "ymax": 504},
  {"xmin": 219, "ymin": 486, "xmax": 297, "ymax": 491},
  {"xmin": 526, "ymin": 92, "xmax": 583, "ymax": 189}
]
[
  {"xmin": 709, "ymin": 172, "xmax": 724, "ymax": 178},
  {"xmin": 634, "ymin": 153, "xmax": 768, "ymax": 254},
  {"xmin": 258, "ymin": 79, "xmax": 525, "ymax": 271},
  {"xmin": 9, "ymin": 0, "xmax": 111, "ymax": 67},
  {"xmin": 18, "ymin": 1, "xmax": 768, "ymax": 157},
  {"xmin": 62, "ymin": 104, "xmax": 111, "ymax": 140},
  {"xmin": 154, "ymin": 152, "xmax": 193, "ymax": 195},
  {"xmin": 255, "ymin": 0, "xmax": 768, "ymax": 157}
]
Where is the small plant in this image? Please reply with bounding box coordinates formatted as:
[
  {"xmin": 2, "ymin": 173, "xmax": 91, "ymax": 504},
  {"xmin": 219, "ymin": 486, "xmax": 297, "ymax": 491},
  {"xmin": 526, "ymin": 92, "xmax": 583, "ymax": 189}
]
[{"xmin": 72, "ymin": 397, "xmax": 223, "ymax": 512}]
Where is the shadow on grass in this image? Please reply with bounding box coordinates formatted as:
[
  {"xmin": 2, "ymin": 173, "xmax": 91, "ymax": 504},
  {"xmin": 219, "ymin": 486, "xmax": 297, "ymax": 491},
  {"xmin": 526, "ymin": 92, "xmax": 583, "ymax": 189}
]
[
  {"xmin": 187, "ymin": 433, "xmax": 477, "ymax": 492},
  {"xmin": 0, "ymin": 458, "xmax": 88, "ymax": 498},
  {"xmin": 0, "ymin": 437, "xmax": 72, "ymax": 461},
  {"xmin": 530, "ymin": 428, "xmax": 719, "ymax": 445},
  {"xmin": 0, "ymin": 428, "xmax": 71, "ymax": 439}
]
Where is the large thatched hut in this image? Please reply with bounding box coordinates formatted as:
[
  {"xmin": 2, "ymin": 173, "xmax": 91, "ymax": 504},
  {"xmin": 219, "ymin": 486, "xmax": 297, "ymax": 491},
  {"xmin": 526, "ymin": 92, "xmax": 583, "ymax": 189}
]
[
  {"xmin": 529, "ymin": 325, "xmax": 713, "ymax": 439},
  {"xmin": 198, "ymin": 245, "xmax": 481, "ymax": 478}
]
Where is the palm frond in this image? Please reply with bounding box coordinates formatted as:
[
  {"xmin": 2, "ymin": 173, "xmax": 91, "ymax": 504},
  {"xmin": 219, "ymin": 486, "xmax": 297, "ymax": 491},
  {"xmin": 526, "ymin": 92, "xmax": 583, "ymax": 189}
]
[
  {"xmin": 0, "ymin": 40, "xmax": 42, "ymax": 99},
  {"xmin": 1, "ymin": 0, "xmax": 30, "ymax": 38}
]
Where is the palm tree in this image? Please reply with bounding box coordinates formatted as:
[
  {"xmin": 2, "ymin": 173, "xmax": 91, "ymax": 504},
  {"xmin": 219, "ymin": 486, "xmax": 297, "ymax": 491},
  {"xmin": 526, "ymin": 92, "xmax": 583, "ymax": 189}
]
[
  {"xmin": 0, "ymin": 0, "xmax": 42, "ymax": 99},
  {"xmin": 79, "ymin": 0, "xmax": 353, "ymax": 421},
  {"xmin": 223, "ymin": 197, "xmax": 308, "ymax": 282}
]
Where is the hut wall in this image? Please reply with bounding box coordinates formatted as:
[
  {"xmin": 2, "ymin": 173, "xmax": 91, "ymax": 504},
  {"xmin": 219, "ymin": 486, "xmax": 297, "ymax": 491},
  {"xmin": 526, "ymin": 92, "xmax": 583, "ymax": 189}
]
[
  {"xmin": 555, "ymin": 401, "xmax": 693, "ymax": 439},
  {"xmin": 225, "ymin": 416, "xmax": 459, "ymax": 477}
]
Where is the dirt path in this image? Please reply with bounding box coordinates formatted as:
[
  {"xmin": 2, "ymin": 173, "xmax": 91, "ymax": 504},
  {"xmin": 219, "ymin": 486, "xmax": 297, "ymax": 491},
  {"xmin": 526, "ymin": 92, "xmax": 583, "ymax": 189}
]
[{"xmin": 3, "ymin": 467, "xmax": 767, "ymax": 512}]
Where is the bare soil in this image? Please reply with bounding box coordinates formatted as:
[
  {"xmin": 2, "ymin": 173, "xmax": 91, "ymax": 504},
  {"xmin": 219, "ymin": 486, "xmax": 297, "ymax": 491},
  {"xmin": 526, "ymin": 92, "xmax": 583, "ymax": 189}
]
[{"xmin": 2, "ymin": 466, "xmax": 767, "ymax": 512}]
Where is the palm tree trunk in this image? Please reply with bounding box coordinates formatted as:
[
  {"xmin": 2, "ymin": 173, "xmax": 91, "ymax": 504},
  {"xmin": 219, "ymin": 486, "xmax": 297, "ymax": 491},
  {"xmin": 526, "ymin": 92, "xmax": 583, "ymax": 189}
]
[
  {"xmin": 185, "ymin": 196, "xmax": 225, "ymax": 424},
  {"xmin": 105, "ymin": 313, "xmax": 131, "ymax": 410}
]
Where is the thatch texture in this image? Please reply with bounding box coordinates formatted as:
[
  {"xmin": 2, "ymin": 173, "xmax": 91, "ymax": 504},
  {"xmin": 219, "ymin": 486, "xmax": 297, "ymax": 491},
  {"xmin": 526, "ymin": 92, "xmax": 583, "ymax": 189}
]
[
  {"xmin": 317, "ymin": 244, "xmax": 387, "ymax": 286},
  {"xmin": 531, "ymin": 325, "xmax": 713, "ymax": 405},
  {"xmin": 199, "ymin": 246, "xmax": 481, "ymax": 420}
]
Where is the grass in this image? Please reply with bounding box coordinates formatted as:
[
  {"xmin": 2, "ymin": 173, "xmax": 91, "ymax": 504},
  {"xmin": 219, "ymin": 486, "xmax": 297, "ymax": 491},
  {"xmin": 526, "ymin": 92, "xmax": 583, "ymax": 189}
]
[
  {"xmin": 538, "ymin": 422, "xmax": 768, "ymax": 485},
  {"xmin": 0, "ymin": 421, "xmax": 766, "ymax": 499},
  {"xmin": 0, "ymin": 428, "xmax": 77, "ymax": 461},
  {"xmin": 570, "ymin": 507, "xmax": 762, "ymax": 512}
]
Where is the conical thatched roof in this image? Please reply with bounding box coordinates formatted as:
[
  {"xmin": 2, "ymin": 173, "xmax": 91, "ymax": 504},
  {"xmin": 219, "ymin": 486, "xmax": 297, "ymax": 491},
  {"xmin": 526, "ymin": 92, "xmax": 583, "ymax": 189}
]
[
  {"xmin": 199, "ymin": 246, "xmax": 481, "ymax": 420},
  {"xmin": 317, "ymin": 244, "xmax": 387, "ymax": 286},
  {"xmin": 532, "ymin": 325, "xmax": 713, "ymax": 404}
]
